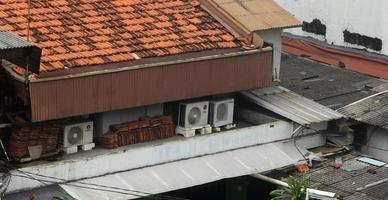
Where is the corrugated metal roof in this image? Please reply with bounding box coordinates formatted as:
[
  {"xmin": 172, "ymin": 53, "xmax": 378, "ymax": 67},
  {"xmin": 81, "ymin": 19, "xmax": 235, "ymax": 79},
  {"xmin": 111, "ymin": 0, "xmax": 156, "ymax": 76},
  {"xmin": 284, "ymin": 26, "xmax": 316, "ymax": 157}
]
[
  {"xmin": 28, "ymin": 50, "xmax": 273, "ymax": 122},
  {"xmin": 338, "ymin": 91, "xmax": 388, "ymax": 129},
  {"xmin": 59, "ymin": 142, "xmax": 305, "ymax": 200},
  {"xmin": 0, "ymin": 29, "xmax": 34, "ymax": 51},
  {"xmin": 241, "ymin": 86, "xmax": 344, "ymax": 125},
  {"xmin": 0, "ymin": 29, "xmax": 42, "ymax": 74},
  {"xmin": 205, "ymin": 0, "xmax": 301, "ymax": 31}
]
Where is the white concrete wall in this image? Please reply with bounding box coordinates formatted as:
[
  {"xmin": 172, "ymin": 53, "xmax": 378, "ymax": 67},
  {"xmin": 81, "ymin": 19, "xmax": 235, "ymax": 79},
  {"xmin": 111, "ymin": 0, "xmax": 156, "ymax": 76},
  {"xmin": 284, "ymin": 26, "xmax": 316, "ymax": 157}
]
[
  {"xmin": 257, "ymin": 29, "xmax": 282, "ymax": 81},
  {"xmin": 274, "ymin": 0, "xmax": 388, "ymax": 55},
  {"xmin": 8, "ymin": 120, "xmax": 316, "ymax": 194},
  {"xmin": 361, "ymin": 126, "xmax": 388, "ymax": 162},
  {"xmin": 94, "ymin": 104, "xmax": 164, "ymax": 137}
]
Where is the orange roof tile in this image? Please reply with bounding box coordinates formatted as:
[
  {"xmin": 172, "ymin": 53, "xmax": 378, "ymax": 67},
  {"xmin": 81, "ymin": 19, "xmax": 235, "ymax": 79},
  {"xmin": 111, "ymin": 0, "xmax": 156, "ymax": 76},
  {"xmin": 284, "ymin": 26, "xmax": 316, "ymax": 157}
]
[{"xmin": 0, "ymin": 0, "xmax": 243, "ymax": 73}]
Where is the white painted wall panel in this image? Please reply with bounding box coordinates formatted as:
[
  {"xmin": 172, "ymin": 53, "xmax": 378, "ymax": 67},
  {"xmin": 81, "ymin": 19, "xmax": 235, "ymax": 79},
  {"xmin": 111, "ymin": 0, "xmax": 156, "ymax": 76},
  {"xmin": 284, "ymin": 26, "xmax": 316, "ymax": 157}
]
[
  {"xmin": 94, "ymin": 104, "xmax": 164, "ymax": 136},
  {"xmin": 361, "ymin": 126, "xmax": 388, "ymax": 162},
  {"xmin": 257, "ymin": 29, "xmax": 282, "ymax": 80},
  {"xmin": 7, "ymin": 120, "xmax": 298, "ymax": 193},
  {"xmin": 274, "ymin": 0, "xmax": 388, "ymax": 55}
]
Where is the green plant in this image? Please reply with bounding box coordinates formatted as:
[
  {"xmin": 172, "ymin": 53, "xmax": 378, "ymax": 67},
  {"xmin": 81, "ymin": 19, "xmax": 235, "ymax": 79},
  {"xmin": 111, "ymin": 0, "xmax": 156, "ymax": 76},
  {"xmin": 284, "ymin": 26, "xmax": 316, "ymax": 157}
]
[
  {"xmin": 52, "ymin": 197, "xmax": 68, "ymax": 200},
  {"xmin": 270, "ymin": 175, "xmax": 318, "ymax": 200}
]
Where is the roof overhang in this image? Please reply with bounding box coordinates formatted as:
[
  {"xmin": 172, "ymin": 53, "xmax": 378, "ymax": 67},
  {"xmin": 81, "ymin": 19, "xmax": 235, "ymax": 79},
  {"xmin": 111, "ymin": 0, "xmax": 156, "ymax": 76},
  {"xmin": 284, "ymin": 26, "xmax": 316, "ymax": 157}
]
[
  {"xmin": 7, "ymin": 141, "xmax": 305, "ymax": 200},
  {"xmin": 0, "ymin": 30, "xmax": 41, "ymax": 74},
  {"xmin": 3, "ymin": 47, "xmax": 273, "ymax": 122},
  {"xmin": 241, "ymin": 86, "xmax": 345, "ymax": 125},
  {"xmin": 199, "ymin": 0, "xmax": 301, "ymax": 33},
  {"xmin": 60, "ymin": 142, "xmax": 305, "ymax": 200}
]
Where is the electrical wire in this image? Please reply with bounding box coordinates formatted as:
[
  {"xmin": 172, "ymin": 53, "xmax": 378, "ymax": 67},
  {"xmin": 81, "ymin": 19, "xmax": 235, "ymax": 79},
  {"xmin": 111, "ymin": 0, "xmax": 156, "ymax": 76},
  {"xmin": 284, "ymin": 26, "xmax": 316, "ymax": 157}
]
[
  {"xmin": 0, "ymin": 174, "xmax": 11, "ymax": 199},
  {"xmin": 12, "ymin": 173, "xmax": 147, "ymax": 199},
  {"xmin": 290, "ymin": 124, "xmax": 388, "ymax": 198},
  {"xmin": 14, "ymin": 171, "xmax": 189, "ymax": 200},
  {"xmin": 291, "ymin": 124, "xmax": 309, "ymax": 162},
  {"xmin": 7, "ymin": 167, "xmax": 190, "ymax": 200},
  {"xmin": 8, "ymin": 168, "xmax": 71, "ymax": 200},
  {"xmin": 12, "ymin": 173, "xmax": 191, "ymax": 200}
]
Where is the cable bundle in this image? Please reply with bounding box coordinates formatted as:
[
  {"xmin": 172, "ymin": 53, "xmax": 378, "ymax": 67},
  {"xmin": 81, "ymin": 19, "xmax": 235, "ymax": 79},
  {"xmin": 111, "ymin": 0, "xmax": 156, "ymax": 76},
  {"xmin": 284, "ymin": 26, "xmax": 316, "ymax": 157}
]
[{"xmin": 100, "ymin": 115, "xmax": 175, "ymax": 149}]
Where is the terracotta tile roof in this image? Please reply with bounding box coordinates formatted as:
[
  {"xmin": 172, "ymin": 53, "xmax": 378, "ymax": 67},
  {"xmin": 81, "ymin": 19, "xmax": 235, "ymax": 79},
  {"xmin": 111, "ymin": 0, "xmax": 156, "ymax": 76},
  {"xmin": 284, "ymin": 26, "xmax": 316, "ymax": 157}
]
[{"xmin": 0, "ymin": 0, "xmax": 243, "ymax": 73}]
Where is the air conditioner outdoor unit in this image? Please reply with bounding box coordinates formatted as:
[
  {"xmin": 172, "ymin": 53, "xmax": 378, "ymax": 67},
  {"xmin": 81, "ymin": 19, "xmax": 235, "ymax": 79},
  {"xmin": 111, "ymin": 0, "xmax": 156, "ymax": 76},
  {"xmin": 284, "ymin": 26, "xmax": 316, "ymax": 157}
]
[
  {"xmin": 209, "ymin": 98, "xmax": 235, "ymax": 128},
  {"xmin": 61, "ymin": 121, "xmax": 94, "ymax": 149},
  {"xmin": 178, "ymin": 101, "xmax": 209, "ymax": 129}
]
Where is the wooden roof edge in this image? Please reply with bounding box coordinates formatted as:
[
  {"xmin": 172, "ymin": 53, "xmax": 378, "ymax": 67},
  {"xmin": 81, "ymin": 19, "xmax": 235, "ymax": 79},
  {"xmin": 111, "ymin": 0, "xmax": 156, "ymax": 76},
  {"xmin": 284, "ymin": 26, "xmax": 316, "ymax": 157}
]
[
  {"xmin": 18, "ymin": 47, "xmax": 272, "ymax": 83},
  {"xmin": 198, "ymin": 0, "xmax": 263, "ymax": 48},
  {"xmin": 201, "ymin": 0, "xmax": 301, "ymax": 32}
]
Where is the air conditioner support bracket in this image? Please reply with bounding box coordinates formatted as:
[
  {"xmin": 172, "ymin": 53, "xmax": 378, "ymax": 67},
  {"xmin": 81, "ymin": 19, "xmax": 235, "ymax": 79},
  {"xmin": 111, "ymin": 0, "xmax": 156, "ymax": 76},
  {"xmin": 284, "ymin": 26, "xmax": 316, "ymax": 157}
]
[
  {"xmin": 62, "ymin": 142, "xmax": 95, "ymax": 154},
  {"xmin": 176, "ymin": 125, "xmax": 212, "ymax": 138},
  {"xmin": 81, "ymin": 143, "xmax": 95, "ymax": 151},
  {"xmin": 224, "ymin": 123, "xmax": 236, "ymax": 130},
  {"xmin": 213, "ymin": 123, "xmax": 236, "ymax": 132},
  {"xmin": 61, "ymin": 146, "xmax": 78, "ymax": 154}
]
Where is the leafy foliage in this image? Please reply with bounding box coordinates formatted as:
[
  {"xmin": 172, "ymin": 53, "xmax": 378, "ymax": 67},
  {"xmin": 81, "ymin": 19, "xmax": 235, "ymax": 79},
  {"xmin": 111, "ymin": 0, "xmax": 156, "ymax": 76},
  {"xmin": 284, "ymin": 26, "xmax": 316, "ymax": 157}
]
[
  {"xmin": 270, "ymin": 175, "xmax": 319, "ymax": 200},
  {"xmin": 52, "ymin": 197, "xmax": 68, "ymax": 200}
]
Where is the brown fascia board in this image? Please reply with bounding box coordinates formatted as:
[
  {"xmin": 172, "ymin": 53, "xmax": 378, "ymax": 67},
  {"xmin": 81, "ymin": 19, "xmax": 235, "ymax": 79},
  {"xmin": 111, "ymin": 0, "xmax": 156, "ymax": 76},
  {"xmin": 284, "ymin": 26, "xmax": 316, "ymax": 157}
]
[
  {"xmin": 3, "ymin": 47, "xmax": 272, "ymax": 83},
  {"xmin": 199, "ymin": 0, "xmax": 263, "ymax": 47},
  {"xmin": 28, "ymin": 49, "xmax": 273, "ymax": 122}
]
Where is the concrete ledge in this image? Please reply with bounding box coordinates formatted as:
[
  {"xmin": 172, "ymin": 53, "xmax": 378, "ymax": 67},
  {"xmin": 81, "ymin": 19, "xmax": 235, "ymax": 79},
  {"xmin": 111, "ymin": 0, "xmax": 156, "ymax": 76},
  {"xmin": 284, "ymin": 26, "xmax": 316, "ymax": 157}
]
[{"xmin": 7, "ymin": 120, "xmax": 305, "ymax": 193}]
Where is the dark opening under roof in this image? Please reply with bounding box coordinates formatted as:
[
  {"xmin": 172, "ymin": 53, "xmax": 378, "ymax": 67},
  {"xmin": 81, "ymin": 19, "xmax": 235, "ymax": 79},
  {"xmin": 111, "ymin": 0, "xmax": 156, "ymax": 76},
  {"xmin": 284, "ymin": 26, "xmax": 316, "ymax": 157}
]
[{"xmin": 0, "ymin": 29, "xmax": 41, "ymax": 74}]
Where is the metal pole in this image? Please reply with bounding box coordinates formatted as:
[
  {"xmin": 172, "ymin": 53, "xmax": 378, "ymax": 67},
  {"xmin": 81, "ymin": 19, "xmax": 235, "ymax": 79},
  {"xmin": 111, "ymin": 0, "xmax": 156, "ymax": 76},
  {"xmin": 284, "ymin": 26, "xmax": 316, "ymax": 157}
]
[
  {"xmin": 0, "ymin": 138, "xmax": 9, "ymax": 161},
  {"xmin": 251, "ymin": 174, "xmax": 340, "ymax": 200},
  {"xmin": 25, "ymin": 56, "xmax": 30, "ymax": 85},
  {"xmin": 250, "ymin": 174, "xmax": 289, "ymax": 188},
  {"xmin": 27, "ymin": 0, "xmax": 31, "ymax": 42}
]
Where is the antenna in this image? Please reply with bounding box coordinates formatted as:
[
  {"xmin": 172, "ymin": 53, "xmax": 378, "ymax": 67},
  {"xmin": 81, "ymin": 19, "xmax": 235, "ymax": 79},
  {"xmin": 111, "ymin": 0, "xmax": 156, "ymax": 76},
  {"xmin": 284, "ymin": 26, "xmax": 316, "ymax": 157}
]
[
  {"xmin": 25, "ymin": 0, "xmax": 32, "ymax": 84},
  {"xmin": 27, "ymin": 0, "xmax": 31, "ymax": 41}
]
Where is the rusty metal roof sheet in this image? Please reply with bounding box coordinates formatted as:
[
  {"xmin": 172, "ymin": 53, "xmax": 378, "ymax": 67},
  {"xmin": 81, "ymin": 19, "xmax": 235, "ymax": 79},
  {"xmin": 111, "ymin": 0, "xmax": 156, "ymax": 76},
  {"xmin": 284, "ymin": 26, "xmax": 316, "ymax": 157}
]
[
  {"xmin": 203, "ymin": 0, "xmax": 301, "ymax": 32},
  {"xmin": 26, "ymin": 50, "xmax": 272, "ymax": 122},
  {"xmin": 241, "ymin": 86, "xmax": 344, "ymax": 125},
  {"xmin": 338, "ymin": 91, "xmax": 388, "ymax": 129}
]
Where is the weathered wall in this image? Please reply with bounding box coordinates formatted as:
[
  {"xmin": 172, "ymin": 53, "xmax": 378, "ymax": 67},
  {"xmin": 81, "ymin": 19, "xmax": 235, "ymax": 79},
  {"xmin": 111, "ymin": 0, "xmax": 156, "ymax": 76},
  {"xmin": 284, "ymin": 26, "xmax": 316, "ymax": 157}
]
[
  {"xmin": 7, "ymin": 119, "xmax": 327, "ymax": 194},
  {"xmin": 94, "ymin": 104, "xmax": 164, "ymax": 136},
  {"xmin": 257, "ymin": 29, "xmax": 282, "ymax": 81},
  {"xmin": 8, "ymin": 120, "xmax": 293, "ymax": 193},
  {"xmin": 29, "ymin": 50, "xmax": 273, "ymax": 122},
  {"xmin": 362, "ymin": 126, "xmax": 388, "ymax": 162},
  {"xmin": 275, "ymin": 0, "xmax": 388, "ymax": 55}
]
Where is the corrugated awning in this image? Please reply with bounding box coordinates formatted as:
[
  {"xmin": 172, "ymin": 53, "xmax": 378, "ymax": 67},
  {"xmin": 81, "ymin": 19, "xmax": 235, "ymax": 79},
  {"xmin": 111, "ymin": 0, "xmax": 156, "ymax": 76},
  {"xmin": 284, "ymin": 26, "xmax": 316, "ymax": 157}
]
[
  {"xmin": 338, "ymin": 90, "xmax": 388, "ymax": 129},
  {"xmin": 0, "ymin": 29, "xmax": 41, "ymax": 74},
  {"xmin": 241, "ymin": 86, "xmax": 344, "ymax": 125},
  {"xmin": 57, "ymin": 142, "xmax": 305, "ymax": 200}
]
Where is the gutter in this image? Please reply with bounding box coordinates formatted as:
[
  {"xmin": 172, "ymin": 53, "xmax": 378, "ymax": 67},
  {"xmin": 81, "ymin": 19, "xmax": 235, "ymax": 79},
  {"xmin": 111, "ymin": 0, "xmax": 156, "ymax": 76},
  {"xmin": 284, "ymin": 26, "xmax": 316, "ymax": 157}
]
[{"xmin": 2, "ymin": 47, "xmax": 272, "ymax": 83}]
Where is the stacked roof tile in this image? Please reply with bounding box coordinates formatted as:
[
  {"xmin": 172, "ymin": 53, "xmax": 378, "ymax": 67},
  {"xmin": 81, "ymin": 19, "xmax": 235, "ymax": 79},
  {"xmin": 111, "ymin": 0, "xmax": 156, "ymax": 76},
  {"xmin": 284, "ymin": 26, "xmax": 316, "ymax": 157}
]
[{"xmin": 0, "ymin": 0, "xmax": 243, "ymax": 73}]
